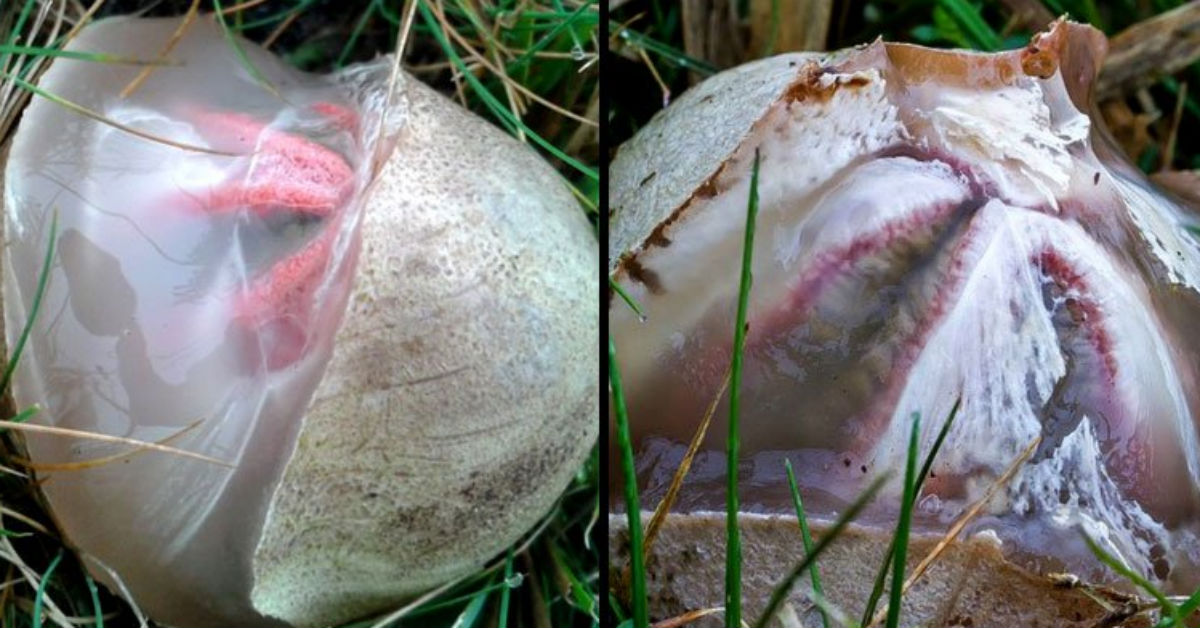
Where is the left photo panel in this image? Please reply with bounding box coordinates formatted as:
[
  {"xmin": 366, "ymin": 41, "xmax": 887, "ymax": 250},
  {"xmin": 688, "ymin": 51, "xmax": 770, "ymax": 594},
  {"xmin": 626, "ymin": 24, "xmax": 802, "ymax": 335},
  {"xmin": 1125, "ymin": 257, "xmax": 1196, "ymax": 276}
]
[{"xmin": 0, "ymin": 1, "xmax": 600, "ymax": 627}]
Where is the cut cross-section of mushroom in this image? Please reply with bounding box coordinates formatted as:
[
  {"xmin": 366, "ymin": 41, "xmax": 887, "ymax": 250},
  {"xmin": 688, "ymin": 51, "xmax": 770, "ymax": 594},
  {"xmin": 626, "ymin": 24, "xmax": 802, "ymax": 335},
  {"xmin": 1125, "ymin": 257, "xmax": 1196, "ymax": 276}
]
[{"xmin": 609, "ymin": 19, "xmax": 1200, "ymax": 613}]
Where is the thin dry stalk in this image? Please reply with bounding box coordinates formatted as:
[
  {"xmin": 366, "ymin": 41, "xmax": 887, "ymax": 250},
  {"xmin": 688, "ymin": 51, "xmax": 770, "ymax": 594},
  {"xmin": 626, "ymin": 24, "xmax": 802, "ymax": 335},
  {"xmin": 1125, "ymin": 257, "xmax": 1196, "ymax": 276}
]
[
  {"xmin": 119, "ymin": 0, "xmax": 200, "ymax": 99},
  {"xmin": 375, "ymin": 0, "xmax": 419, "ymax": 176},
  {"xmin": 10, "ymin": 418, "xmax": 204, "ymax": 472},
  {"xmin": 0, "ymin": 418, "xmax": 232, "ymax": 468},
  {"xmin": 651, "ymin": 606, "xmax": 724, "ymax": 628},
  {"xmin": 262, "ymin": 9, "xmax": 299, "ymax": 49}
]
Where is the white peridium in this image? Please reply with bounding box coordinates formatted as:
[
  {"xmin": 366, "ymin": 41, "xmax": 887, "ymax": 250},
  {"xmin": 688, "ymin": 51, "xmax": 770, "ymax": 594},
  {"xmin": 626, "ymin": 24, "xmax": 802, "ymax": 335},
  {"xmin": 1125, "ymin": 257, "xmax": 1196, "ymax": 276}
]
[
  {"xmin": 4, "ymin": 15, "xmax": 597, "ymax": 628},
  {"xmin": 610, "ymin": 24, "xmax": 1200, "ymax": 592}
]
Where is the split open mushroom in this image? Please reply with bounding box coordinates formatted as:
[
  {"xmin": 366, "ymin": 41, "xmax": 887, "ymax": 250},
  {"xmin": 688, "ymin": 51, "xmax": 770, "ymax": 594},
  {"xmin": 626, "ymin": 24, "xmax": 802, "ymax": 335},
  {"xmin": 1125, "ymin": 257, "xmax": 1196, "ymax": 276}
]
[{"xmin": 610, "ymin": 19, "xmax": 1200, "ymax": 624}]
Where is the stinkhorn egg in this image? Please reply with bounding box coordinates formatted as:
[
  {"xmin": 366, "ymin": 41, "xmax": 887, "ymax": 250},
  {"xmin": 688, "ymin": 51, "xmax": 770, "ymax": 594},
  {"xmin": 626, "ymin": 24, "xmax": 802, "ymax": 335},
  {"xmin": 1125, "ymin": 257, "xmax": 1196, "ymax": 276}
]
[
  {"xmin": 609, "ymin": 19, "xmax": 1200, "ymax": 608},
  {"xmin": 2, "ymin": 15, "xmax": 598, "ymax": 628}
]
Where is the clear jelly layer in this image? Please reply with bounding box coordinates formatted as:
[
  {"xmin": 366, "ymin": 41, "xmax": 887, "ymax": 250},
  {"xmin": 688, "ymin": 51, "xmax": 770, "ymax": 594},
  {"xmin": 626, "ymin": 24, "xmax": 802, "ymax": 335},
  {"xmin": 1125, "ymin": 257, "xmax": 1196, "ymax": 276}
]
[{"xmin": 3, "ymin": 16, "xmax": 385, "ymax": 625}]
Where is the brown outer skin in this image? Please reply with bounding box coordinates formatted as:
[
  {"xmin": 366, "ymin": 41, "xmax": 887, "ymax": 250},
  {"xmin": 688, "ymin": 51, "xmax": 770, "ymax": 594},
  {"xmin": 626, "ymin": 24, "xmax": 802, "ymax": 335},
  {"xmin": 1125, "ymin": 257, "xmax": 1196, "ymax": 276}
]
[
  {"xmin": 611, "ymin": 513, "xmax": 1157, "ymax": 628},
  {"xmin": 248, "ymin": 72, "xmax": 599, "ymax": 626}
]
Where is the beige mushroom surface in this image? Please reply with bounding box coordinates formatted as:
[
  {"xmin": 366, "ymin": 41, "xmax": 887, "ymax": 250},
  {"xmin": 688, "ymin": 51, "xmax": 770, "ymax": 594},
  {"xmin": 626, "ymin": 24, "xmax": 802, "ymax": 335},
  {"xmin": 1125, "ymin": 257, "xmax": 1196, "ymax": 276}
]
[{"xmin": 2, "ymin": 15, "xmax": 598, "ymax": 628}]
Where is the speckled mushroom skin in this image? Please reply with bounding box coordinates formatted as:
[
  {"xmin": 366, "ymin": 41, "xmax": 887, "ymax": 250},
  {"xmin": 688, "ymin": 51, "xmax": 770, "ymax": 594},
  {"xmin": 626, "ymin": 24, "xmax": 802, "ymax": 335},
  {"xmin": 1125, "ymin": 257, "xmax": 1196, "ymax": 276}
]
[
  {"xmin": 611, "ymin": 513, "xmax": 1157, "ymax": 628},
  {"xmin": 249, "ymin": 72, "xmax": 599, "ymax": 626}
]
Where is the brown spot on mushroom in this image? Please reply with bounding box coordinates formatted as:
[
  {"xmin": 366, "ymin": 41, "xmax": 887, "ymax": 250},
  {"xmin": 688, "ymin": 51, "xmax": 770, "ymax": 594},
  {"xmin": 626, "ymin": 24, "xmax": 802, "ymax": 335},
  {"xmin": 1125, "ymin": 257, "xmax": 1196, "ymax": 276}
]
[
  {"xmin": 621, "ymin": 254, "xmax": 664, "ymax": 295},
  {"xmin": 780, "ymin": 64, "xmax": 871, "ymax": 105},
  {"xmin": 645, "ymin": 227, "xmax": 672, "ymax": 248},
  {"xmin": 1022, "ymin": 41, "xmax": 1060, "ymax": 79}
]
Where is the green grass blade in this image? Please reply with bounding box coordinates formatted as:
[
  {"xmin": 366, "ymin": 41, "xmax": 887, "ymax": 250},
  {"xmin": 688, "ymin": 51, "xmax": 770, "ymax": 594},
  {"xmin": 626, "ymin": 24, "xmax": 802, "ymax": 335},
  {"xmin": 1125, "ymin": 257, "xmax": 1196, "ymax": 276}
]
[
  {"xmin": 726, "ymin": 149, "xmax": 762, "ymax": 628},
  {"xmin": 0, "ymin": 45, "xmax": 175, "ymax": 66},
  {"xmin": 1163, "ymin": 586, "xmax": 1200, "ymax": 627},
  {"xmin": 1083, "ymin": 533, "xmax": 1180, "ymax": 625},
  {"xmin": 885, "ymin": 414, "xmax": 921, "ymax": 628},
  {"xmin": 85, "ymin": 570, "xmax": 103, "ymax": 628},
  {"xmin": 1, "ymin": 0, "xmax": 37, "ymax": 62},
  {"xmin": 611, "ymin": 27, "xmax": 718, "ymax": 76},
  {"xmin": 211, "ymin": 0, "xmax": 283, "ymax": 99},
  {"xmin": 915, "ymin": 398, "xmax": 959, "ymax": 492},
  {"xmin": 31, "ymin": 548, "xmax": 64, "ymax": 628},
  {"xmin": 450, "ymin": 582, "xmax": 491, "ymax": 628},
  {"xmin": 609, "ymin": 276, "xmax": 645, "ymax": 320},
  {"xmin": 939, "ymin": 0, "xmax": 1001, "ymax": 50},
  {"xmin": 1, "ymin": 210, "xmax": 56, "ymax": 395},
  {"xmin": 609, "ymin": 336, "xmax": 648, "ymax": 628},
  {"xmin": 507, "ymin": 3, "xmax": 595, "ymax": 72},
  {"xmin": 753, "ymin": 474, "xmax": 890, "ymax": 628},
  {"xmin": 859, "ymin": 398, "xmax": 960, "ymax": 625},
  {"xmin": 498, "ymin": 547, "xmax": 515, "ymax": 628},
  {"xmin": 336, "ymin": 3, "xmax": 377, "ymax": 69},
  {"xmin": 784, "ymin": 459, "xmax": 830, "ymax": 628}
]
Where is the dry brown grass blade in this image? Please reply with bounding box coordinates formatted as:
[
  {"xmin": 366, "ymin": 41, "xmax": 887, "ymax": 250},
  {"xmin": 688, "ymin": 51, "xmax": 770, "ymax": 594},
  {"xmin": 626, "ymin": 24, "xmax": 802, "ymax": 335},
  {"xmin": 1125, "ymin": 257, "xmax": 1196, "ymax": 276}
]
[
  {"xmin": 9, "ymin": 418, "xmax": 204, "ymax": 471},
  {"xmin": 1162, "ymin": 80, "xmax": 1187, "ymax": 171},
  {"xmin": 374, "ymin": 0, "xmax": 419, "ymax": 177},
  {"xmin": 749, "ymin": 0, "xmax": 831, "ymax": 55},
  {"xmin": 651, "ymin": 606, "xmax": 724, "ymax": 628},
  {"xmin": 643, "ymin": 366, "xmax": 730, "ymax": 554},
  {"xmin": 119, "ymin": 0, "xmax": 200, "ymax": 99},
  {"xmin": 425, "ymin": 0, "xmax": 597, "ymax": 127},
  {"xmin": 636, "ymin": 45, "xmax": 670, "ymax": 107},
  {"xmin": 865, "ymin": 435, "xmax": 1042, "ymax": 628},
  {"xmin": 262, "ymin": 9, "xmax": 300, "ymax": 49},
  {"xmin": 5, "ymin": 71, "xmax": 242, "ymax": 156},
  {"xmin": 0, "ymin": 418, "xmax": 232, "ymax": 468},
  {"xmin": 615, "ymin": 366, "xmax": 730, "ymax": 601},
  {"xmin": 219, "ymin": 0, "xmax": 270, "ymax": 15},
  {"xmin": 0, "ymin": 506, "xmax": 51, "ymax": 536},
  {"xmin": 1098, "ymin": 1, "xmax": 1200, "ymax": 99}
]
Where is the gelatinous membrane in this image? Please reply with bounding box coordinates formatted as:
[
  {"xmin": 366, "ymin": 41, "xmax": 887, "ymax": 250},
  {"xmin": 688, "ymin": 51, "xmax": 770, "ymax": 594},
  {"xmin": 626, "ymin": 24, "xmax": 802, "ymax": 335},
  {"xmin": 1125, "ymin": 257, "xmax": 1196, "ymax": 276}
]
[
  {"xmin": 2, "ymin": 17, "xmax": 381, "ymax": 626},
  {"xmin": 610, "ymin": 34, "xmax": 1200, "ymax": 591}
]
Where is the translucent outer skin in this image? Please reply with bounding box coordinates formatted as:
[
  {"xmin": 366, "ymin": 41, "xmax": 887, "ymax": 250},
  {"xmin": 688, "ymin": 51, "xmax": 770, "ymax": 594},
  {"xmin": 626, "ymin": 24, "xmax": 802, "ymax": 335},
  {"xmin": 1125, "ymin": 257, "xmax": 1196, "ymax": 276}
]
[
  {"xmin": 2, "ymin": 16, "xmax": 597, "ymax": 628},
  {"xmin": 609, "ymin": 18, "xmax": 1200, "ymax": 616}
]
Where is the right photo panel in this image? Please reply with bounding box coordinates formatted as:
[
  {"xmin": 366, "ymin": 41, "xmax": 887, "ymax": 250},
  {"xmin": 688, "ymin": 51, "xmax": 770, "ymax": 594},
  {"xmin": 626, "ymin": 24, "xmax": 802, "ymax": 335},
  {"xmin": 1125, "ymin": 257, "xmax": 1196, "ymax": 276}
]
[{"xmin": 606, "ymin": 2, "xmax": 1200, "ymax": 627}]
